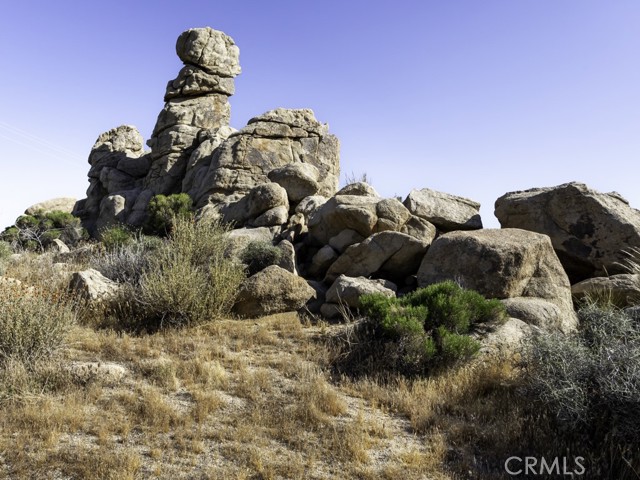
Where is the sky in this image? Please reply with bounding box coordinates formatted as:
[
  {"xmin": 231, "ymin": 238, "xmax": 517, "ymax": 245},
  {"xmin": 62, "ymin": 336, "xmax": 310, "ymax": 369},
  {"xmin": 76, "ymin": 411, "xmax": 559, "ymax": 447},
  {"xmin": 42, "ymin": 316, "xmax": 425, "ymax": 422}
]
[{"xmin": 1, "ymin": 1, "xmax": 639, "ymax": 230}]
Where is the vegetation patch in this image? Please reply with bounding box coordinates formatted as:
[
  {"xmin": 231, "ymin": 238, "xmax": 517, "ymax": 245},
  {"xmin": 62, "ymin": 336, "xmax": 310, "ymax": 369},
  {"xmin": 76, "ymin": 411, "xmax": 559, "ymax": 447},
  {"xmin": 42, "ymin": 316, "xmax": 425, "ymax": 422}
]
[{"xmin": 333, "ymin": 280, "xmax": 506, "ymax": 376}]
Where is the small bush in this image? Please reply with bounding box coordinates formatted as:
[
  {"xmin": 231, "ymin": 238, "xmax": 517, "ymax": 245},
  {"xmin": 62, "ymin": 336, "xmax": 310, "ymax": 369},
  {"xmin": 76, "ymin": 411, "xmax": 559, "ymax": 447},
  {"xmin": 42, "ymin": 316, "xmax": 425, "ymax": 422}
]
[
  {"xmin": 0, "ymin": 282, "xmax": 74, "ymax": 366},
  {"xmin": 1, "ymin": 210, "xmax": 86, "ymax": 251},
  {"xmin": 240, "ymin": 241, "xmax": 282, "ymax": 276},
  {"xmin": 122, "ymin": 215, "xmax": 245, "ymax": 330},
  {"xmin": 524, "ymin": 301, "xmax": 640, "ymax": 476},
  {"xmin": 92, "ymin": 243, "xmax": 155, "ymax": 285},
  {"xmin": 144, "ymin": 194, "xmax": 193, "ymax": 236},
  {"xmin": 99, "ymin": 224, "xmax": 136, "ymax": 251},
  {"xmin": 339, "ymin": 281, "xmax": 505, "ymax": 376}
]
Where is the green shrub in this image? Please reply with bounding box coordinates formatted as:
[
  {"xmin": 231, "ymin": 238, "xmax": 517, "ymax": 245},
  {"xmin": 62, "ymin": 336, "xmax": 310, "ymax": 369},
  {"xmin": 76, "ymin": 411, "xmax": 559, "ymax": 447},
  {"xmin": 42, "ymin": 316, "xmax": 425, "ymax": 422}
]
[
  {"xmin": 524, "ymin": 301, "xmax": 640, "ymax": 475},
  {"xmin": 239, "ymin": 241, "xmax": 283, "ymax": 276},
  {"xmin": 99, "ymin": 224, "xmax": 135, "ymax": 251},
  {"xmin": 0, "ymin": 210, "xmax": 86, "ymax": 251},
  {"xmin": 0, "ymin": 282, "xmax": 74, "ymax": 366},
  {"xmin": 144, "ymin": 193, "xmax": 193, "ymax": 236},
  {"xmin": 354, "ymin": 280, "xmax": 505, "ymax": 374},
  {"xmin": 122, "ymin": 215, "xmax": 245, "ymax": 330}
]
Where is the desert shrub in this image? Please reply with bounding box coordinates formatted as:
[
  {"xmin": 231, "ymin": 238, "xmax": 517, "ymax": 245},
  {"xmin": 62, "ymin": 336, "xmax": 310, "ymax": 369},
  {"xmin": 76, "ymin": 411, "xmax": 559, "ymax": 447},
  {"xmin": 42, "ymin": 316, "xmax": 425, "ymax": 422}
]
[
  {"xmin": 337, "ymin": 281, "xmax": 505, "ymax": 376},
  {"xmin": 0, "ymin": 210, "xmax": 86, "ymax": 251},
  {"xmin": 92, "ymin": 243, "xmax": 154, "ymax": 285},
  {"xmin": 144, "ymin": 193, "xmax": 193, "ymax": 236},
  {"xmin": 121, "ymin": 215, "xmax": 245, "ymax": 330},
  {"xmin": 0, "ymin": 282, "xmax": 74, "ymax": 367},
  {"xmin": 0, "ymin": 241, "xmax": 12, "ymax": 275},
  {"xmin": 239, "ymin": 240, "xmax": 282, "ymax": 276},
  {"xmin": 99, "ymin": 224, "xmax": 136, "ymax": 251},
  {"xmin": 523, "ymin": 300, "xmax": 640, "ymax": 476}
]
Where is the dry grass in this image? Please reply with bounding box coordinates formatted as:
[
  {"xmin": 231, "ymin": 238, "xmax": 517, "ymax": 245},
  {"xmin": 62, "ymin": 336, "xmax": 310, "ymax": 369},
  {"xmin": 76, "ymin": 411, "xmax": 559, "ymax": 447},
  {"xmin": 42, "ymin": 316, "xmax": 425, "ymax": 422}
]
[
  {"xmin": 0, "ymin": 251, "xmax": 538, "ymax": 478},
  {"xmin": 0, "ymin": 312, "xmax": 463, "ymax": 479}
]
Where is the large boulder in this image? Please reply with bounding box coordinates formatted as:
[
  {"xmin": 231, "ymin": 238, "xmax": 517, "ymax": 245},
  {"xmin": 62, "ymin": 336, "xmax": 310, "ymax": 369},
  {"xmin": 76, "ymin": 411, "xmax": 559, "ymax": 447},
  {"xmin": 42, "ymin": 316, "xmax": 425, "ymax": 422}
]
[
  {"xmin": 403, "ymin": 188, "xmax": 482, "ymax": 232},
  {"xmin": 571, "ymin": 274, "xmax": 640, "ymax": 307},
  {"xmin": 495, "ymin": 182, "xmax": 640, "ymax": 283},
  {"xmin": 233, "ymin": 266, "xmax": 315, "ymax": 318},
  {"xmin": 325, "ymin": 231, "xmax": 430, "ymax": 283},
  {"xmin": 417, "ymin": 228, "xmax": 577, "ymax": 332},
  {"xmin": 325, "ymin": 275, "xmax": 397, "ymax": 309},
  {"xmin": 25, "ymin": 197, "xmax": 77, "ymax": 216}
]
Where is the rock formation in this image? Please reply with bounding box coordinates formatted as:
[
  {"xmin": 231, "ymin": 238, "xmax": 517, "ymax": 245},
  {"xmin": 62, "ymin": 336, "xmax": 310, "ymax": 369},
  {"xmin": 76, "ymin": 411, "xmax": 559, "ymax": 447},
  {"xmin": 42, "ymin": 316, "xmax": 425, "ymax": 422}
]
[
  {"xmin": 417, "ymin": 229, "xmax": 577, "ymax": 332},
  {"xmin": 73, "ymin": 26, "xmax": 640, "ymax": 333},
  {"xmin": 495, "ymin": 182, "xmax": 640, "ymax": 283}
]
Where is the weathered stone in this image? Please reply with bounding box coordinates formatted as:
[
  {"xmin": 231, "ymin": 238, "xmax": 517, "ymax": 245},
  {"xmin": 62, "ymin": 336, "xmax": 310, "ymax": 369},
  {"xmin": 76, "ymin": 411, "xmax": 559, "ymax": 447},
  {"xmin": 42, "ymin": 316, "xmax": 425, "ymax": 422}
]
[
  {"xmin": 404, "ymin": 188, "xmax": 482, "ymax": 231},
  {"xmin": 308, "ymin": 245, "xmax": 339, "ymax": 278},
  {"xmin": 295, "ymin": 195, "xmax": 327, "ymax": 217},
  {"xmin": 268, "ymin": 163, "xmax": 320, "ymax": 203},
  {"xmin": 176, "ymin": 27, "xmax": 241, "ymax": 76},
  {"xmin": 571, "ymin": 274, "xmax": 640, "ymax": 307},
  {"xmin": 337, "ymin": 182, "xmax": 380, "ymax": 197},
  {"xmin": 477, "ymin": 318, "xmax": 532, "ymax": 358},
  {"xmin": 500, "ymin": 298, "xmax": 564, "ymax": 331},
  {"xmin": 328, "ymin": 229, "xmax": 366, "ymax": 254},
  {"xmin": 233, "ymin": 266, "xmax": 315, "ymax": 318},
  {"xmin": 49, "ymin": 239, "xmax": 70, "ymax": 254},
  {"xmin": 325, "ymin": 231, "xmax": 430, "ymax": 283},
  {"xmin": 75, "ymin": 125, "xmax": 147, "ymax": 234},
  {"xmin": 308, "ymin": 194, "xmax": 434, "ymax": 246},
  {"xmin": 251, "ymin": 205, "xmax": 289, "ymax": 227},
  {"xmin": 69, "ymin": 269, "xmax": 119, "ymax": 301},
  {"xmin": 192, "ymin": 109, "xmax": 339, "ymax": 209},
  {"xmin": 225, "ymin": 227, "xmax": 279, "ymax": 259},
  {"xmin": 306, "ymin": 280, "xmax": 327, "ymax": 314},
  {"xmin": 325, "ymin": 275, "xmax": 397, "ymax": 309},
  {"xmin": 320, "ymin": 302, "xmax": 343, "ymax": 320},
  {"xmin": 182, "ymin": 126, "xmax": 236, "ymax": 196},
  {"xmin": 276, "ymin": 240, "xmax": 297, "ymax": 274},
  {"xmin": 418, "ymin": 228, "xmax": 577, "ymax": 332},
  {"xmin": 25, "ymin": 197, "xmax": 77, "ymax": 216},
  {"xmin": 165, "ymin": 65, "xmax": 235, "ymax": 100},
  {"xmin": 495, "ymin": 182, "xmax": 640, "ymax": 282}
]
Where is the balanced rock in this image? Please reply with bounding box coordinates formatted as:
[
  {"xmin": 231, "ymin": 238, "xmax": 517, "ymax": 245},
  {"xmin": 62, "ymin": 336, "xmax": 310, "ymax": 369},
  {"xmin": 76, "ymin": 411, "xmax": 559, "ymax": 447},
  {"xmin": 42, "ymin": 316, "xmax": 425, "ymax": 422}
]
[
  {"xmin": 418, "ymin": 228, "xmax": 577, "ymax": 332},
  {"xmin": 495, "ymin": 182, "xmax": 640, "ymax": 282},
  {"xmin": 233, "ymin": 265, "xmax": 315, "ymax": 318},
  {"xmin": 403, "ymin": 188, "xmax": 482, "ymax": 232}
]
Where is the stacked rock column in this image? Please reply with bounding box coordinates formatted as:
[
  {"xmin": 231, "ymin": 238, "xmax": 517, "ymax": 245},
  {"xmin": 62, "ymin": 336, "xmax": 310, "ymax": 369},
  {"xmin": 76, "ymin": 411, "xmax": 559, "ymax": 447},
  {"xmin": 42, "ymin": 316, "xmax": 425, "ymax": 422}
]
[{"xmin": 144, "ymin": 27, "xmax": 241, "ymax": 196}]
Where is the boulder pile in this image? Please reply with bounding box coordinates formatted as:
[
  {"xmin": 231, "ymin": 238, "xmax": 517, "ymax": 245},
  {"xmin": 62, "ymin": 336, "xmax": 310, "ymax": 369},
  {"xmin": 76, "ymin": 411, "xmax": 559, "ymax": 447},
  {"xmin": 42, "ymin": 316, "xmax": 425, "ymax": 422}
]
[{"xmin": 69, "ymin": 27, "xmax": 640, "ymax": 333}]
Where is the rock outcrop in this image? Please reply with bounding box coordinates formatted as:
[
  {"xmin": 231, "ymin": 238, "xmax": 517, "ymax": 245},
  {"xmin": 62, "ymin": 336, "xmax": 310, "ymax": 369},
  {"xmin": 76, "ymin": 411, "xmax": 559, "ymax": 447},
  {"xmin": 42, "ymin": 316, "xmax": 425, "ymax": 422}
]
[
  {"xmin": 72, "ymin": 26, "xmax": 635, "ymax": 334},
  {"xmin": 417, "ymin": 229, "xmax": 577, "ymax": 332},
  {"xmin": 495, "ymin": 182, "xmax": 640, "ymax": 283},
  {"xmin": 403, "ymin": 188, "xmax": 482, "ymax": 232}
]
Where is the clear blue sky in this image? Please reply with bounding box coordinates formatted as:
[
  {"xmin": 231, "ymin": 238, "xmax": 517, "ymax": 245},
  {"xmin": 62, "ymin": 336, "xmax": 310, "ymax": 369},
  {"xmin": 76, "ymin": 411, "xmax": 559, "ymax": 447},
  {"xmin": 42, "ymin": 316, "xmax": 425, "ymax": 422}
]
[{"xmin": 1, "ymin": 1, "xmax": 639, "ymax": 229}]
